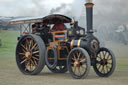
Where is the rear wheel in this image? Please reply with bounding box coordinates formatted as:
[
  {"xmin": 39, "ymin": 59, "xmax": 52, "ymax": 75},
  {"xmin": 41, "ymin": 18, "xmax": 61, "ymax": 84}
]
[
  {"xmin": 93, "ymin": 47, "xmax": 116, "ymax": 77},
  {"xmin": 16, "ymin": 34, "xmax": 46, "ymax": 75},
  {"xmin": 67, "ymin": 48, "xmax": 91, "ymax": 79}
]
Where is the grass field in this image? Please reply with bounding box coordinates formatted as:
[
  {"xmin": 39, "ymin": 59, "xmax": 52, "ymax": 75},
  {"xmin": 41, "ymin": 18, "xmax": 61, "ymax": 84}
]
[{"xmin": 0, "ymin": 31, "xmax": 128, "ymax": 85}]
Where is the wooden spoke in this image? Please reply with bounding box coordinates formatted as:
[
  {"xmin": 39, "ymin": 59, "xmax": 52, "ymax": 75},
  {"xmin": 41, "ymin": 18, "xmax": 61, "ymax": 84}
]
[
  {"xmin": 34, "ymin": 55, "xmax": 39, "ymax": 57},
  {"xmin": 19, "ymin": 53, "xmax": 25, "ymax": 55},
  {"xmin": 33, "ymin": 51, "xmax": 39, "ymax": 54},
  {"xmin": 30, "ymin": 59, "xmax": 36, "ymax": 67},
  {"xmin": 26, "ymin": 39, "xmax": 30, "ymax": 47},
  {"xmin": 78, "ymin": 66, "xmax": 81, "ymax": 75},
  {"xmin": 101, "ymin": 65, "xmax": 105, "ymax": 73},
  {"xmin": 33, "ymin": 59, "xmax": 38, "ymax": 66},
  {"xmin": 20, "ymin": 59, "xmax": 27, "ymax": 64},
  {"xmin": 107, "ymin": 62, "xmax": 112, "ymax": 65},
  {"xmin": 98, "ymin": 64, "xmax": 102, "ymax": 69},
  {"xmin": 97, "ymin": 56, "xmax": 102, "ymax": 60},
  {"xmin": 105, "ymin": 65, "xmax": 111, "ymax": 73},
  {"xmin": 25, "ymin": 39, "xmax": 30, "ymax": 51},
  {"xmin": 103, "ymin": 51, "xmax": 107, "ymax": 59},
  {"xmin": 34, "ymin": 45, "xmax": 38, "ymax": 50},
  {"xmin": 25, "ymin": 62, "xmax": 29, "ymax": 71},
  {"xmin": 29, "ymin": 40, "xmax": 32, "ymax": 50},
  {"xmin": 99, "ymin": 52, "xmax": 103, "ymax": 59},
  {"xmin": 104, "ymin": 51, "xmax": 107, "ymax": 57},
  {"xmin": 31, "ymin": 43, "xmax": 37, "ymax": 50},
  {"xmin": 106, "ymin": 65, "xmax": 111, "ymax": 70},
  {"xmin": 80, "ymin": 59, "xmax": 86, "ymax": 63},
  {"xmin": 31, "ymin": 40, "xmax": 34, "ymax": 48},
  {"xmin": 21, "ymin": 44, "xmax": 27, "ymax": 51},
  {"xmin": 80, "ymin": 56, "xmax": 85, "ymax": 61},
  {"xmin": 105, "ymin": 65, "xmax": 109, "ymax": 72},
  {"xmin": 74, "ymin": 65, "xmax": 77, "ymax": 73},
  {"xmin": 29, "ymin": 61, "xmax": 32, "ymax": 71},
  {"xmin": 73, "ymin": 54, "xmax": 77, "ymax": 61},
  {"xmin": 77, "ymin": 52, "xmax": 81, "ymax": 60},
  {"xmin": 106, "ymin": 53, "xmax": 110, "ymax": 60},
  {"xmin": 22, "ymin": 56, "xmax": 26, "ymax": 59},
  {"xmin": 32, "ymin": 56, "xmax": 39, "ymax": 60},
  {"xmin": 21, "ymin": 49, "xmax": 26, "ymax": 53},
  {"xmin": 107, "ymin": 58, "xmax": 112, "ymax": 61}
]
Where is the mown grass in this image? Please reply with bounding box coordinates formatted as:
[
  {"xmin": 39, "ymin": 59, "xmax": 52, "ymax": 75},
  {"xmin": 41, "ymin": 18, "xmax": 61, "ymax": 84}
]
[{"xmin": 0, "ymin": 31, "xmax": 19, "ymax": 60}]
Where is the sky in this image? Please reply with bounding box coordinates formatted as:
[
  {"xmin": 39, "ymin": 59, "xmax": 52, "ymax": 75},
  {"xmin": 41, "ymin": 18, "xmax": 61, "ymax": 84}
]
[
  {"xmin": 0, "ymin": 0, "xmax": 128, "ymax": 23},
  {"xmin": 0, "ymin": 0, "xmax": 127, "ymax": 16}
]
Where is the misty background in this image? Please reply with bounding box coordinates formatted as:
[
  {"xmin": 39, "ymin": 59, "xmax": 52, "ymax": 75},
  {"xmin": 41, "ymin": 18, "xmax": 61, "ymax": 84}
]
[{"xmin": 0, "ymin": 0, "xmax": 128, "ymax": 56}]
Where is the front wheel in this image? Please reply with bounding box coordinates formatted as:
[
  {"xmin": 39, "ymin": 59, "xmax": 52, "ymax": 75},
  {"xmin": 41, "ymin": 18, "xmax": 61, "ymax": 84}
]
[
  {"xmin": 93, "ymin": 47, "xmax": 116, "ymax": 77},
  {"xmin": 67, "ymin": 48, "xmax": 91, "ymax": 79}
]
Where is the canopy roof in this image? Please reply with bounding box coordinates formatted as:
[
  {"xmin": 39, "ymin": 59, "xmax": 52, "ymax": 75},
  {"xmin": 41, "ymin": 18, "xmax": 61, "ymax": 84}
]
[{"xmin": 10, "ymin": 14, "xmax": 72, "ymax": 25}]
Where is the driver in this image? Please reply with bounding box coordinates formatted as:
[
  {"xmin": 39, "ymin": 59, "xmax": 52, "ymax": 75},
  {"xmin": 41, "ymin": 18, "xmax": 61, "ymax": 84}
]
[{"xmin": 52, "ymin": 23, "xmax": 66, "ymax": 31}]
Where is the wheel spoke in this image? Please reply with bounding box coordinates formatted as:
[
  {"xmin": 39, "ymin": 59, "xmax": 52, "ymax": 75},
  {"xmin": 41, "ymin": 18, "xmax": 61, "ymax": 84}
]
[
  {"xmin": 102, "ymin": 51, "xmax": 105, "ymax": 59},
  {"xmin": 21, "ymin": 49, "xmax": 26, "ymax": 53},
  {"xmin": 19, "ymin": 53, "xmax": 25, "ymax": 55},
  {"xmin": 31, "ymin": 43, "xmax": 37, "ymax": 50},
  {"xmin": 29, "ymin": 61, "xmax": 32, "ymax": 71},
  {"xmin": 20, "ymin": 59, "xmax": 27, "ymax": 64},
  {"xmin": 106, "ymin": 53, "xmax": 110, "ymax": 60},
  {"xmin": 26, "ymin": 39, "xmax": 30, "ymax": 50},
  {"xmin": 33, "ymin": 58, "xmax": 38, "ymax": 66},
  {"xmin": 103, "ymin": 51, "xmax": 107, "ymax": 59},
  {"xmin": 73, "ymin": 54, "xmax": 77, "ymax": 61},
  {"xmin": 77, "ymin": 52, "xmax": 81, "ymax": 60},
  {"xmin": 107, "ymin": 58, "xmax": 112, "ymax": 61},
  {"xmin": 105, "ymin": 65, "xmax": 109, "ymax": 72},
  {"xmin": 98, "ymin": 64, "xmax": 102, "ymax": 69},
  {"xmin": 22, "ymin": 56, "xmax": 26, "ymax": 59},
  {"xmin": 33, "ymin": 51, "xmax": 39, "ymax": 54},
  {"xmin": 106, "ymin": 65, "xmax": 111, "ymax": 70},
  {"xmin": 29, "ymin": 40, "xmax": 32, "ymax": 50},
  {"xmin": 97, "ymin": 56, "xmax": 102, "ymax": 60},
  {"xmin": 107, "ymin": 62, "xmax": 112, "ymax": 64},
  {"xmin": 78, "ymin": 66, "xmax": 81, "ymax": 75},
  {"xmin": 34, "ymin": 45, "xmax": 38, "ymax": 50},
  {"xmin": 101, "ymin": 65, "xmax": 105, "ymax": 73},
  {"xmin": 35, "ymin": 55, "xmax": 39, "ymax": 57},
  {"xmin": 25, "ymin": 62, "xmax": 29, "ymax": 71},
  {"xmin": 73, "ymin": 65, "xmax": 77, "ymax": 73},
  {"xmin": 31, "ymin": 59, "xmax": 37, "ymax": 67},
  {"xmin": 32, "ymin": 56, "xmax": 39, "ymax": 60},
  {"xmin": 99, "ymin": 52, "xmax": 103, "ymax": 59},
  {"xmin": 21, "ymin": 44, "xmax": 27, "ymax": 51}
]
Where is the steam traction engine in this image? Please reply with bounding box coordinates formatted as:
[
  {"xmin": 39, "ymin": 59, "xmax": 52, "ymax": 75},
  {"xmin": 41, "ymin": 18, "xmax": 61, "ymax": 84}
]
[{"xmin": 10, "ymin": 2, "xmax": 116, "ymax": 79}]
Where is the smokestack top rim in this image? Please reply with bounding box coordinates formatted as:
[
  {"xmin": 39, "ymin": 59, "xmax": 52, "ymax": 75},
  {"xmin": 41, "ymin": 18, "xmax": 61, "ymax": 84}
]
[{"xmin": 85, "ymin": 3, "xmax": 94, "ymax": 8}]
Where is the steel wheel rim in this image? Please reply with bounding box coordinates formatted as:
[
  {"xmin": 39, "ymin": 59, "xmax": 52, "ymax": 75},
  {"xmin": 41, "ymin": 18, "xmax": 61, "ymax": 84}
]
[
  {"xmin": 17, "ymin": 37, "xmax": 40, "ymax": 72},
  {"xmin": 69, "ymin": 50, "xmax": 87, "ymax": 77}
]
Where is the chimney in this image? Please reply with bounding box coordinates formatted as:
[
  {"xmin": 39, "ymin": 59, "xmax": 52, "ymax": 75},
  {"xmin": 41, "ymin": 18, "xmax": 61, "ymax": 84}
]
[{"xmin": 85, "ymin": 1, "xmax": 94, "ymax": 33}]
